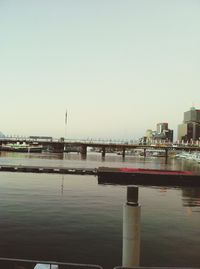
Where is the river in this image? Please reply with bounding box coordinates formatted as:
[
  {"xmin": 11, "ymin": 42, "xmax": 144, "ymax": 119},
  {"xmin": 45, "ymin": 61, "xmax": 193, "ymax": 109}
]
[{"xmin": 0, "ymin": 151, "xmax": 199, "ymax": 268}]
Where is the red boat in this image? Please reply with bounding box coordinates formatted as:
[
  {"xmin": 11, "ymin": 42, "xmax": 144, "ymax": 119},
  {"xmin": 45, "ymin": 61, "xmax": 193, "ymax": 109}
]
[{"xmin": 97, "ymin": 167, "xmax": 200, "ymax": 187}]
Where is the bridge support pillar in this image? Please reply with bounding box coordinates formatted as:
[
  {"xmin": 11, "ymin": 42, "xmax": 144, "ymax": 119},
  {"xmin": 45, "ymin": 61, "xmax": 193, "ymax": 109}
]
[
  {"xmin": 53, "ymin": 143, "xmax": 64, "ymax": 153},
  {"xmin": 102, "ymin": 147, "xmax": 106, "ymax": 158},
  {"xmin": 122, "ymin": 148, "xmax": 126, "ymax": 159},
  {"xmin": 165, "ymin": 148, "xmax": 168, "ymax": 163},
  {"xmin": 81, "ymin": 145, "xmax": 87, "ymax": 158}
]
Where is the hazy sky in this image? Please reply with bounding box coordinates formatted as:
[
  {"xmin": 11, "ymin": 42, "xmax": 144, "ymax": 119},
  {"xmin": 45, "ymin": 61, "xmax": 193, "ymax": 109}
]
[{"xmin": 0, "ymin": 0, "xmax": 200, "ymax": 140}]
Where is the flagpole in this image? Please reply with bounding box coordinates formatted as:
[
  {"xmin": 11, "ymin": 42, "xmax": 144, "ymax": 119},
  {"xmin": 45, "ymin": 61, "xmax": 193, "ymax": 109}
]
[{"xmin": 65, "ymin": 109, "xmax": 67, "ymax": 141}]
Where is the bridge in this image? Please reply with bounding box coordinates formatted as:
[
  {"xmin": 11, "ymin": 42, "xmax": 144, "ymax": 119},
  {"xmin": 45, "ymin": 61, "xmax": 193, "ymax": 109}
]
[{"xmin": 0, "ymin": 137, "xmax": 200, "ymax": 158}]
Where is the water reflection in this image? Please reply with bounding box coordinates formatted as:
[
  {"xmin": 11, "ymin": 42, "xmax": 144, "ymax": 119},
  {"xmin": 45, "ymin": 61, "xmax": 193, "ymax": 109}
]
[
  {"xmin": 0, "ymin": 165, "xmax": 199, "ymax": 267},
  {"xmin": 1, "ymin": 151, "xmax": 200, "ymax": 171},
  {"xmin": 61, "ymin": 175, "xmax": 64, "ymax": 196},
  {"xmin": 141, "ymin": 185, "xmax": 200, "ymax": 208},
  {"xmin": 182, "ymin": 187, "xmax": 200, "ymax": 207}
]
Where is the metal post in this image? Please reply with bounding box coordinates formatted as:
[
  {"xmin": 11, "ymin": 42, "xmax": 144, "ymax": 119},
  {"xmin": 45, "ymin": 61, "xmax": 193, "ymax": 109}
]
[{"xmin": 122, "ymin": 186, "xmax": 141, "ymax": 267}]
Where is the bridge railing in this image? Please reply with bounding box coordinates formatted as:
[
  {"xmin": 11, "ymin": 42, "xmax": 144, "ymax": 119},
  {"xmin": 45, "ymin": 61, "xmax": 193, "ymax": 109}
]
[{"xmin": 0, "ymin": 137, "xmax": 200, "ymax": 148}]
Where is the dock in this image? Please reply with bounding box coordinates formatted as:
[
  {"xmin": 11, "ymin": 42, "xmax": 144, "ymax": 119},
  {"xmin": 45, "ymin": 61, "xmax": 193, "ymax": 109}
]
[
  {"xmin": 97, "ymin": 167, "xmax": 200, "ymax": 187},
  {"xmin": 0, "ymin": 164, "xmax": 97, "ymax": 175},
  {"xmin": 1, "ymin": 165, "xmax": 200, "ymax": 187}
]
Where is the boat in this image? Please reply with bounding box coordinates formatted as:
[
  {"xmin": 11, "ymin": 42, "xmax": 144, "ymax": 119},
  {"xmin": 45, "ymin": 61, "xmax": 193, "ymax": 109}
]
[
  {"xmin": 1, "ymin": 142, "xmax": 43, "ymax": 153},
  {"xmin": 175, "ymin": 151, "xmax": 200, "ymax": 163},
  {"xmin": 97, "ymin": 167, "xmax": 200, "ymax": 187}
]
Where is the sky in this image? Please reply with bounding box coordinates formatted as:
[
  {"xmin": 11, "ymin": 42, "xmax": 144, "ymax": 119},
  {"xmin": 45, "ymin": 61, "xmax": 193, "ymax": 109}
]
[{"xmin": 0, "ymin": 0, "xmax": 200, "ymax": 140}]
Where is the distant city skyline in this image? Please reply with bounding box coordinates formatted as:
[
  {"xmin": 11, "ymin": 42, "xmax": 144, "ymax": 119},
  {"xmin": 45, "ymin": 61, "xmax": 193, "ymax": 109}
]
[{"xmin": 0, "ymin": 1, "xmax": 200, "ymax": 140}]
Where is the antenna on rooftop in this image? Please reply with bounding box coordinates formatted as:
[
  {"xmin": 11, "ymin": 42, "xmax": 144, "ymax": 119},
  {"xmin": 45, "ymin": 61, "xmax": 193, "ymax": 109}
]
[{"xmin": 191, "ymin": 102, "xmax": 195, "ymax": 110}]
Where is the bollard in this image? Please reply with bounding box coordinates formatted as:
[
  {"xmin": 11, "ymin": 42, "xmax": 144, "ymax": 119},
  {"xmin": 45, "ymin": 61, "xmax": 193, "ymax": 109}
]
[{"xmin": 122, "ymin": 186, "xmax": 141, "ymax": 267}]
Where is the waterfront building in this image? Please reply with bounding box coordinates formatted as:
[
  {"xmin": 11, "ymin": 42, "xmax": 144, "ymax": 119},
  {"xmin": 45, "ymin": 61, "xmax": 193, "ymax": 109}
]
[
  {"xmin": 155, "ymin": 122, "xmax": 173, "ymax": 142},
  {"xmin": 153, "ymin": 128, "xmax": 173, "ymax": 143},
  {"xmin": 145, "ymin": 129, "xmax": 153, "ymax": 141},
  {"xmin": 156, "ymin": 122, "xmax": 168, "ymax": 133},
  {"xmin": 184, "ymin": 107, "xmax": 200, "ymax": 123},
  {"xmin": 142, "ymin": 123, "xmax": 173, "ymax": 144},
  {"xmin": 178, "ymin": 107, "xmax": 200, "ymax": 142}
]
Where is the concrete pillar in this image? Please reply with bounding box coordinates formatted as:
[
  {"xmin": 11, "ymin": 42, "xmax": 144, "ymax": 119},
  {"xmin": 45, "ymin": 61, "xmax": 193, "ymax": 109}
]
[
  {"xmin": 164, "ymin": 148, "xmax": 168, "ymax": 164},
  {"xmin": 122, "ymin": 186, "xmax": 141, "ymax": 268},
  {"xmin": 122, "ymin": 148, "xmax": 126, "ymax": 159},
  {"xmin": 81, "ymin": 145, "xmax": 87, "ymax": 158},
  {"xmin": 53, "ymin": 143, "xmax": 64, "ymax": 153},
  {"xmin": 102, "ymin": 147, "xmax": 106, "ymax": 158}
]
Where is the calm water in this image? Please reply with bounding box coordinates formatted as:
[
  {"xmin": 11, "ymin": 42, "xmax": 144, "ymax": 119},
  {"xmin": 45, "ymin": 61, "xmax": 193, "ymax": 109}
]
[{"xmin": 0, "ymin": 151, "xmax": 200, "ymax": 268}]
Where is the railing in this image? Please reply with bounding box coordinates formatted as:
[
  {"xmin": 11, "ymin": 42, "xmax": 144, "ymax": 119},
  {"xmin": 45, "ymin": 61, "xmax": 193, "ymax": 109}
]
[
  {"xmin": 0, "ymin": 137, "xmax": 133, "ymax": 145},
  {"xmin": 0, "ymin": 137, "xmax": 200, "ymax": 147},
  {"xmin": 0, "ymin": 257, "xmax": 103, "ymax": 269},
  {"xmin": 0, "ymin": 258, "xmax": 198, "ymax": 269}
]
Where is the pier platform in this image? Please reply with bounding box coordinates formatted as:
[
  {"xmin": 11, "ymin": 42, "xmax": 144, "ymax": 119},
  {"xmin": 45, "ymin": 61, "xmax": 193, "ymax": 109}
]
[
  {"xmin": 0, "ymin": 165, "xmax": 97, "ymax": 175},
  {"xmin": 97, "ymin": 167, "xmax": 200, "ymax": 187},
  {"xmin": 1, "ymin": 165, "xmax": 200, "ymax": 187}
]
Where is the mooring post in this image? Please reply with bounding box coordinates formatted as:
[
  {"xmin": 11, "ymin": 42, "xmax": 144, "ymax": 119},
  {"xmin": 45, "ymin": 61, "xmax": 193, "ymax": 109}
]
[{"xmin": 122, "ymin": 186, "xmax": 141, "ymax": 268}]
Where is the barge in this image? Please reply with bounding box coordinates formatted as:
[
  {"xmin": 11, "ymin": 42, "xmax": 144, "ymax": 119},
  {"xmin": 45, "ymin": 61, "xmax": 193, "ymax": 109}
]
[{"xmin": 97, "ymin": 167, "xmax": 200, "ymax": 187}]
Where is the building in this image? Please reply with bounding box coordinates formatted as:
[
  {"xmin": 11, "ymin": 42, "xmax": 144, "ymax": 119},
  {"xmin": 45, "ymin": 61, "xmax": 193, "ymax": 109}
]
[
  {"xmin": 145, "ymin": 129, "xmax": 153, "ymax": 140},
  {"xmin": 153, "ymin": 128, "xmax": 173, "ymax": 143},
  {"xmin": 184, "ymin": 107, "xmax": 200, "ymax": 123},
  {"xmin": 178, "ymin": 107, "xmax": 200, "ymax": 142},
  {"xmin": 142, "ymin": 123, "xmax": 173, "ymax": 144},
  {"xmin": 156, "ymin": 123, "xmax": 168, "ymax": 133}
]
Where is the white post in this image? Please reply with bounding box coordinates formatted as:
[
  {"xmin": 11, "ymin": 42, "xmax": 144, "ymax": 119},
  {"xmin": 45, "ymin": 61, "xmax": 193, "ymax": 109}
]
[{"xmin": 122, "ymin": 186, "xmax": 141, "ymax": 267}]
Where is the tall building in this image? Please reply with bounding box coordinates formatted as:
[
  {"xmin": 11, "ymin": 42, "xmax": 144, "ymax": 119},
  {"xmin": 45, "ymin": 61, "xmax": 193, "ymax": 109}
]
[
  {"xmin": 178, "ymin": 107, "xmax": 200, "ymax": 142},
  {"xmin": 156, "ymin": 123, "xmax": 168, "ymax": 133},
  {"xmin": 143, "ymin": 123, "xmax": 173, "ymax": 144},
  {"xmin": 184, "ymin": 107, "xmax": 200, "ymax": 123},
  {"xmin": 154, "ymin": 122, "xmax": 173, "ymax": 142}
]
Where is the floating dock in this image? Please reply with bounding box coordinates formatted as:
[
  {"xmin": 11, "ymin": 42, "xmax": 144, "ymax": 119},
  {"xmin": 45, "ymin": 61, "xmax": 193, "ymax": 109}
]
[
  {"xmin": 97, "ymin": 167, "xmax": 200, "ymax": 187},
  {"xmin": 0, "ymin": 165, "xmax": 97, "ymax": 175}
]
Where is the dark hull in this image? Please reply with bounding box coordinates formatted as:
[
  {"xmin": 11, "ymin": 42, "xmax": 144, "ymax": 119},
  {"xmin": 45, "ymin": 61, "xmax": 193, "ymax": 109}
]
[{"xmin": 97, "ymin": 168, "xmax": 200, "ymax": 187}]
